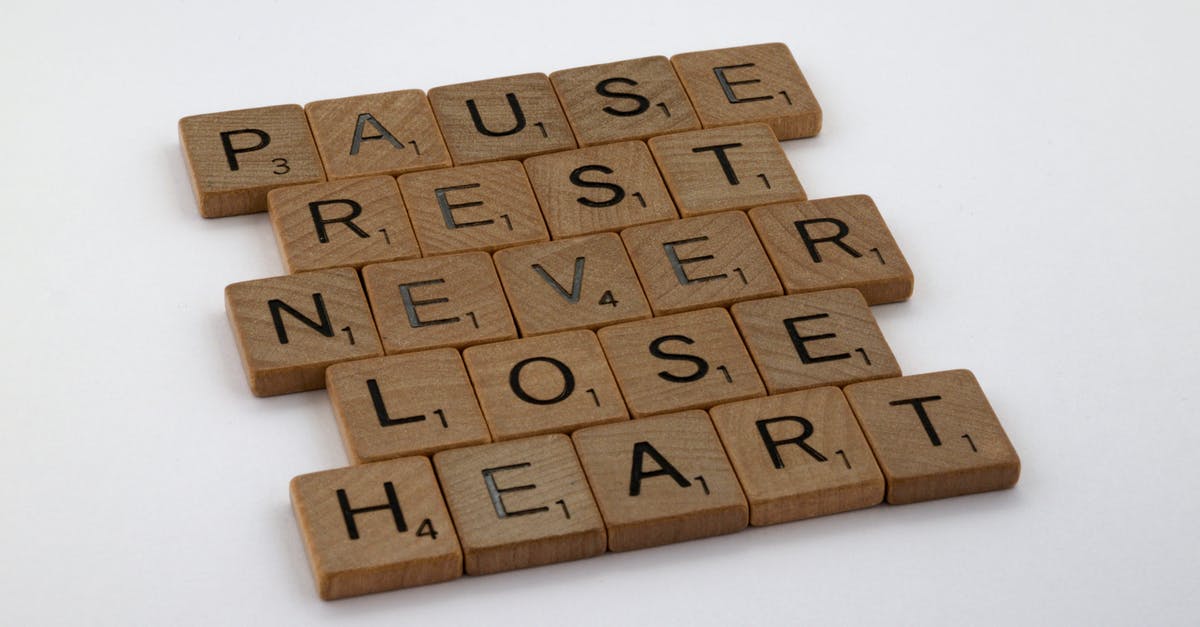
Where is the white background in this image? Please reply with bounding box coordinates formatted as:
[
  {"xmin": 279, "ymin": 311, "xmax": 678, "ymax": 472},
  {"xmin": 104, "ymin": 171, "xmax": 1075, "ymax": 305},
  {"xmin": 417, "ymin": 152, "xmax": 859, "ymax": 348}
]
[{"xmin": 2, "ymin": 1, "xmax": 1198, "ymax": 624}]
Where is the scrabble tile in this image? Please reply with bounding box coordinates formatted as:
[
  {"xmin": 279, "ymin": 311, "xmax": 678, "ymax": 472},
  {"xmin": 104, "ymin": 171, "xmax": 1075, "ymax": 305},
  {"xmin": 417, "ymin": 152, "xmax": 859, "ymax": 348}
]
[
  {"xmin": 428, "ymin": 73, "xmax": 576, "ymax": 164},
  {"xmin": 362, "ymin": 252, "xmax": 517, "ymax": 355},
  {"xmin": 305, "ymin": 89, "xmax": 452, "ymax": 180},
  {"xmin": 749, "ymin": 195, "xmax": 914, "ymax": 304},
  {"xmin": 730, "ymin": 289, "xmax": 901, "ymax": 394},
  {"xmin": 225, "ymin": 268, "xmax": 383, "ymax": 396},
  {"xmin": 397, "ymin": 161, "xmax": 549, "ymax": 256},
  {"xmin": 433, "ymin": 434, "xmax": 606, "ymax": 575},
  {"xmin": 325, "ymin": 349, "xmax": 491, "ymax": 463},
  {"xmin": 621, "ymin": 211, "xmax": 782, "ymax": 315},
  {"xmin": 290, "ymin": 456, "xmax": 461, "ymax": 599},
  {"xmin": 267, "ymin": 176, "xmax": 420, "ymax": 273},
  {"xmin": 672, "ymin": 43, "xmax": 822, "ymax": 140},
  {"xmin": 493, "ymin": 233, "xmax": 651, "ymax": 336},
  {"xmin": 648, "ymin": 124, "xmax": 805, "ymax": 217},
  {"xmin": 180, "ymin": 104, "xmax": 326, "ymax": 218},
  {"xmin": 597, "ymin": 308, "xmax": 765, "ymax": 418},
  {"xmin": 571, "ymin": 412, "xmax": 748, "ymax": 552},
  {"xmin": 709, "ymin": 388, "xmax": 884, "ymax": 526},
  {"xmin": 844, "ymin": 370, "xmax": 1021, "ymax": 504},
  {"xmin": 523, "ymin": 141, "xmax": 678, "ymax": 239},
  {"xmin": 549, "ymin": 56, "xmax": 702, "ymax": 146}
]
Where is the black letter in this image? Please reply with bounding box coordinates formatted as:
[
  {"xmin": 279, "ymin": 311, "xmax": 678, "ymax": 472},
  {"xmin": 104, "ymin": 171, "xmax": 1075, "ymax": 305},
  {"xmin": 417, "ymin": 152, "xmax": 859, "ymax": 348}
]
[
  {"xmin": 337, "ymin": 482, "xmax": 407, "ymax": 540},
  {"xmin": 663, "ymin": 236, "xmax": 728, "ymax": 285},
  {"xmin": 482, "ymin": 462, "xmax": 550, "ymax": 518},
  {"xmin": 435, "ymin": 183, "xmax": 492, "ymax": 229},
  {"xmin": 629, "ymin": 441, "xmax": 691, "ymax": 496},
  {"xmin": 794, "ymin": 218, "xmax": 861, "ymax": 263},
  {"xmin": 713, "ymin": 64, "xmax": 773, "ymax": 104},
  {"xmin": 398, "ymin": 279, "xmax": 460, "ymax": 328},
  {"xmin": 890, "ymin": 396, "xmax": 945, "ymax": 446},
  {"xmin": 268, "ymin": 293, "xmax": 334, "ymax": 345},
  {"xmin": 532, "ymin": 257, "xmax": 585, "ymax": 303},
  {"xmin": 219, "ymin": 128, "xmax": 270, "ymax": 171},
  {"xmin": 691, "ymin": 143, "xmax": 744, "ymax": 185},
  {"xmin": 509, "ymin": 356, "xmax": 576, "ymax": 405},
  {"xmin": 350, "ymin": 112, "xmax": 405, "ymax": 155},
  {"xmin": 309, "ymin": 199, "xmax": 369, "ymax": 243},
  {"xmin": 466, "ymin": 93, "xmax": 527, "ymax": 137},
  {"xmin": 755, "ymin": 416, "xmax": 827, "ymax": 469},
  {"xmin": 569, "ymin": 165, "xmax": 626, "ymax": 208},
  {"xmin": 595, "ymin": 77, "xmax": 651, "ymax": 117},
  {"xmin": 783, "ymin": 314, "xmax": 851, "ymax": 364},
  {"xmin": 366, "ymin": 378, "xmax": 426, "ymax": 426},
  {"xmin": 649, "ymin": 335, "xmax": 710, "ymax": 383}
]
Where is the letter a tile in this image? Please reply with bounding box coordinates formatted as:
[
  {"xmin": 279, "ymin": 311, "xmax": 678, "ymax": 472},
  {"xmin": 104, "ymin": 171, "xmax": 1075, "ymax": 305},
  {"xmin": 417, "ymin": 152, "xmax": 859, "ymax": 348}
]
[{"xmin": 305, "ymin": 89, "xmax": 452, "ymax": 179}]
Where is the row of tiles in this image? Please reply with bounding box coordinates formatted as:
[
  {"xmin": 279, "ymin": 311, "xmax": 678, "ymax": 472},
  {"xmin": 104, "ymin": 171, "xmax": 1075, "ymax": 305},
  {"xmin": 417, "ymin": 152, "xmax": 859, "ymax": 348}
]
[
  {"xmin": 181, "ymin": 43, "xmax": 822, "ymax": 217},
  {"xmin": 293, "ymin": 373, "xmax": 1021, "ymax": 599}
]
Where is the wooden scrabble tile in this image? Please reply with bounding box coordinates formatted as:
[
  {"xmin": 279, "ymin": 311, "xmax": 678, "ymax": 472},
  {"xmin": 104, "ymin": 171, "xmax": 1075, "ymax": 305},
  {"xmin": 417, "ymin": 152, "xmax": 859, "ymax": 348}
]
[
  {"xmin": 730, "ymin": 289, "xmax": 901, "ymax": 394},
  {"xmin": 428, "ymin": 73, "xmax": 576, "ymax": 164},
  {"xmin": 493, "ymin": 233, "xmax": 651, "ymax": 336},
  {"xmin": 671, "ymin": 43, "xmax": 822, "ymax": 140},
  {"xmin": 749, "ymin": 195, "xmax": 914, "ymax": 304},
  {"xmin": 397, "ymin": 161, "xmax": 549, "ymax": 256},
  {"xmin": 523, "ymin": 141, "xmax": 678, "ymax": 239},
  {"xmin": 709, "ymin": 387, "xmax": 884, "ymax": 526},
  {"xmin": 433, "ymin": 434, "xmax": 606, "ymax": 575},
  {"xmin": 463, "ymin": 330, "xmax": 627, "ymax": 441},
  {"xmin": 647, "ymin": 124, "xmax": 805, "ymax": 217},
  {"xmin": 571, "ymin": 412, "xmax": 748, "ymax": 552},
  {"xmin": 549, "ymin": 56, "xmax": 702, "ymax": 146},
  {"xmin": 844, "ymin": 370, "xmax": 1021, "ymax": 505},
  {"xmin": 325, "ymin": 349, "xmax": 491, "ymax": 463},
  {"xmin": 179, "ymin": 104, "xmax": 325, "ymax": 218},
  {"xmin": 267, "ymin": 176, "xmax": 420, "ymax": 273},
  {"xmin": 305, "ymin": 89, "xmax": 453, "ymax": 180},
  {"xmin": 597, "ymin": 308, "xmax": 765, "ymax": 418},
  {"xmin": 361, "ymin": 252, "xmax": 517, "ymax": 355},
  {"xmin": 621, "ymin": 211, "xmax": 782, "ymax": 315},
  {"xmin": 290, "ymin": 456, "xmax": 461, "ymax": 599},
  {"xmin": 225, "ymin": 268, "xmax": 383, "ymax": 396}
]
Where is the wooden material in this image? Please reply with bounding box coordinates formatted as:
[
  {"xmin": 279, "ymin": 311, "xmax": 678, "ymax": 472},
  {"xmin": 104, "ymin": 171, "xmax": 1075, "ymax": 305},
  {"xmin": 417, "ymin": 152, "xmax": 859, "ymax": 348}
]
[
  {"xmin": 731, "ymin": 289, "xmax": 901, "ymax": 394},
  {"xmin": 749, "ymin": 195, "xmax": 914, "ymax": 304},
  {"xmin": 225, "ymin": 268, "xmax": 383, "ymax": 396},
  {"xmin": 709, "ymin": 388, "xmax": 884, "ymax": 526},
  {"xmin": 267, "ymin": 176, "xmax": 420, "ymax": 273},
  {"xmin": 325, "ymin": 349, "xmax": 491, "ymax": 463},
  {"xmin": 180, "ymin": 104, "xmax": 326, "ymax": 218},
  {"xmin": 843, "ymin": 370, "xmax": 1021, "ymax": 504},
  {"xmin": 523, "ymin": 141, "xmax": 678, "ymax": 239},
  {"xmin": 597, "ymin": 308, "xmax": 765, "ymax": 418},
  {"xmin": 433, "ymin": 434, "xmax": 606, "ymax": 575},
  {"xmin": 621, "ymin": 211, "xmax": 782, "ymax": 315},
  {"xmin": 493, "ymin": 233, "xmax": 651, "ymax": 336},
  {"xmin": 571, "ymin": 412, "xmax": 748, "ymax": 552},
  {"xmin": 305, "ymin": 90, "xmax": 452, "ymax": 180},
  {"xmin": 397, "ymin": 161, "xmax": 549, "ymax": 256},
  {"xmin": 647, "ymin": 124, "xmax": 805, "ymax": 217},
  {"xmin": 462, "ymin": 330, "xmax": 628, "ymax": 441},
  {"xmin": 361, "ymin": 252, "xmax": 517, "ymax": 354},
  {"xmin": 549, "ymin": 56, "xmax": 702, "ymax": 146},
  {"xmin": 671, "ymin": 43, "xmax": 822, "ymax": 140},
  {"xmin": 428, "ymin": 73, "xmax": 576, "ymax": 164},
  {"xmin": 290, "ymin": 456, "xmax": 462, "ymax": 599}
]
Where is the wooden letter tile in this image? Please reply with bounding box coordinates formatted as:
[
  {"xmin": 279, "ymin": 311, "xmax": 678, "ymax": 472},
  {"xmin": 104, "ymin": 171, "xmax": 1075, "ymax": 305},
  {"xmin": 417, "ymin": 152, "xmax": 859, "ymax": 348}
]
[
  {"xmin": 305, "ymin": 89, "xmax": 452, "ymax": 179},
  {"xmin": 290, "ymin": 456, "xmax": 461, "ymax": 599},
  {"xmin": 523, "ymin": 141, "xmax": 678, "ymax": 239},
  {"xmin": 180, "ymin": 104, "xmax": 325, "ymax": 218},
  {"xmin": 362, "ymin": 252, "xmax": 517, "ymax": 354},
  {"xmin": 549, "ymin": 56, "xmax": 701, "ymax": 146},
  {"xmin": 621, "ymin": 211, "xmax": 782, "ymax": 315},
  {"xmin": 572, "ymin": 412, "xmax": 748, "ymax": 552},
  {"xmin": 731, "ymin": 289, "xmax": 901, "ymax": 394},
  {"xmin": 493, "ymin": 233, "xmax": 651, "ymax": 336},
  {"xmin": 671, "ymin": 43, "xmax": 822, "ymax": 139},
  {"xmin": 325, "ymin": 349, "xmax": 491, "ymax": 463},
  {"xmin": 225, "ymin": 268, "xmax": 383, "ymax": 396},
  {"xmin": 648, "ymin": 124, "xmax": 805, "ymax": 217},
  {"xmin": 397, "ymin": 161, "xmax": 549, "ymax": 256},
  {"xmin": 709, "ymin": 388, "xmax": 884, "ymax": 526},
  {"xmin": 463, "ymin": 330, "xmax": 627, "ymax": 441},
  {"xmin": 433, "ymin": 434, "xmax": 606, "ymax": 575},
  {"xmin": 428, "ymin": 73, "xmax": 576, "ymax": 165},
  {"xmin": 749, "ymin": 195, "xmax": 914, "ymax": 304},
  {"xmin": 844, "ymin": 370, "xmax": 1021, "ymax": 504},
  {"xmin": 267, "ymin": 176, "xmax": 420, "ymax": 273},
  {"xmin": 597, "ymin": 308, "xmax": 765, "ymax": 418}
]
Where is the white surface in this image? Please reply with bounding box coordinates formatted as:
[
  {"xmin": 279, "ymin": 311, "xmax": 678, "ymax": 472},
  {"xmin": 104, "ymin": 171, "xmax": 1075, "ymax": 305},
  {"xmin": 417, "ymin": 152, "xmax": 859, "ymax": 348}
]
[{"xmin": 2, "ymin": 1, "xmax": 1198, "ymax": 624}]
